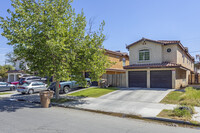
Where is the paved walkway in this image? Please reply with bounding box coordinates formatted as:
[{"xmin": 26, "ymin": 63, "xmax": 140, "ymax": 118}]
[
  {"xmin": 0, "ymin": 91, "xmax": 19, "ymax": 98},
  {"xmin": 61, "ymin": 97, "xmax": 177, "ymax": 117}
]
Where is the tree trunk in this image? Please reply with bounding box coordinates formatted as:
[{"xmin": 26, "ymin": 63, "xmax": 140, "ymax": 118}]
[{"xmin": 55, "ymin": 81, "xmax": 60, "ymax": 100}]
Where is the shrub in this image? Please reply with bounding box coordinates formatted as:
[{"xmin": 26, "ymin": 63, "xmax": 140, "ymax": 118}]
[{"xmin": 172, "ymin": 105, "xmax": 194, "ymax": 120}]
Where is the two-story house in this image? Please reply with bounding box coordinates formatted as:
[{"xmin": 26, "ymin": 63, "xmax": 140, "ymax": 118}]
[
  {"xmin": 124, "ymin": 38, "xmax": 194, "ymax": 89},
  {"xmin": 85, "ymin": 49, "xmax": 129, "ymax": 86}
]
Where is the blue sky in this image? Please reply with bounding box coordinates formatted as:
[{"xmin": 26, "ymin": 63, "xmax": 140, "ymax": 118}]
[{"xmin": 1, "ymin": 0, "xmax": 200, "ymax": 65}]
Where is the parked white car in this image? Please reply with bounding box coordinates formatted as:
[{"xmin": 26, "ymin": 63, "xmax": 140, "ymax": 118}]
[
  {"xmin": 17, "ymin": 81, "xmax": 47, "ymax": 94},
  {"xmin": 0, "ymin": 82, "xmax": 16, "ymax": 91}
]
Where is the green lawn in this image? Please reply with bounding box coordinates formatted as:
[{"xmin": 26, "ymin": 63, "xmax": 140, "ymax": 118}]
[
  {"xmin": 0, "ymin": 92, "xmax": 11, "ymax": 95},
  {"xmin": 160, "ymin": 87, "xmax": 200, "ymax": 107},
  {"xmin": 68, "ymin": 87, "xmax": 119, "ymax": 98}
]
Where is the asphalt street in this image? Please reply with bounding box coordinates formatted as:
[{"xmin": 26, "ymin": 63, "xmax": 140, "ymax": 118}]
[{"xmin": 0, "ymin": 99, "xmax": 199, "ymax": 133}]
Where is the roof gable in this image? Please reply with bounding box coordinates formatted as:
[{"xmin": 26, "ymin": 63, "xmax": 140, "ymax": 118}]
[
  {"xmin": 126, "ymin": 38, "xmax": 164, "ymax": 49},
  {"xmin": 127, "ymin": 38, "xmax": 194, "ymax": 61}
]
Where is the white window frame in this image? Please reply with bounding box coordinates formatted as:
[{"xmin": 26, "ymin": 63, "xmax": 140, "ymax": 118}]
[
  {"xmin": 122, "ymin": 58, "xmax": 126, "ymax": 66},
  {"xmin": 139, "ymin": 49, "xmax": 150, "ymax": 61}
]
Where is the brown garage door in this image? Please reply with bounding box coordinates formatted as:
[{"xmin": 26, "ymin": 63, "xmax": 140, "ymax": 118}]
[
  {"xmin": 150, "ymin": 70, "xmax": 172, "ymax": 88},
  {"xmin": 128, "ymin": 71, "xmax": 147, "ymax": 87}
]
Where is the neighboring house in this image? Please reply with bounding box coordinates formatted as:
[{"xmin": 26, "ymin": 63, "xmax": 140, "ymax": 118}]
[
  {"xmin": 195, "ymin": 62, "xmax": 200, "ymax": 74},
  {"xmin": 124, "ymin": 38, "xmax": 194, "ymax": 89},
  {"xmin": 85, "ymin": 49, "xmax": 129, "ymax": 86},
  {"xmin": 7, "ymin": 59, "xmax": 29, "ymax": 82},
  {"xmin": 85, "ymin": 49, "xmax": 129, "ymax": 77},
  {"xmin": 9, "ymin": 50, "xmax": 129, "ymax": 83},
  {"xmin": 104, "ymin": 49, "xmax": 129, "ymax": 74}
]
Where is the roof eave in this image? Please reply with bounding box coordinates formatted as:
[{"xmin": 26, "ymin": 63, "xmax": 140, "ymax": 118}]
[{"xmin": 126, "ymin": 38, "xmax": 164, "ymax": 49}]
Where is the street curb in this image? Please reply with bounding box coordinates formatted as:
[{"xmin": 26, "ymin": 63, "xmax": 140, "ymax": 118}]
[
  {"xmin": 12, "ymin": 98, "xmax": 200, "ymax": 128},
  {"xmin": 145, "ymin": 117, "xmax": 199, "ymax": 126},
  {"xmin": 50, "ymin": 102, "xmax": 200, "ymax": 128}
]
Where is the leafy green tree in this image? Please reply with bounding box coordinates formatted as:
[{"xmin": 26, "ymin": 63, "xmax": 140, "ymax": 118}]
[
  {"xmin": 0, "ymin": 0, "xmax": 109, "ymax": 99},
  {"xmin": 0, "ymin": 65, "xmax": 14, "ymax": 81}
]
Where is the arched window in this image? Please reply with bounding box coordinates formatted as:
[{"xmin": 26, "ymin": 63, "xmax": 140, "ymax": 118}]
[{"xmin": 139, "ymin": 49, "xmax": 150, "ymax": 61}]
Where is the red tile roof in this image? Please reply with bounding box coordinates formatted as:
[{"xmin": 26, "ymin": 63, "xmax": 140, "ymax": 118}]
[
  {"xmin": 105, "ymin": 49, "xmax": 129, "ymax": 57},
  {"xmin": 7, "ymin": 70, "xmax": 25, "ymax": 73},
  {"xmin": 124, "ymin": 62, "xmax": 189, "ymax": 70},
  {"xmin": 106, "ymin": 68, "xmax": 126, "ymax": 72},
  {"xmin": 157, "ymin": 40, "xmax": 181, "ymax": 44}
]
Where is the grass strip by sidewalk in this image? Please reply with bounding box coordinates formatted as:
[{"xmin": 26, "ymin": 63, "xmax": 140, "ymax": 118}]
[
  {"xmin": 0, "ymin": 92, "xmax": 12, "ymax": 95},
  {"xmin": 158, "ymin": 108, "xmax": 200, "ymax": 125},
  {"xmin": 67, "ymin": 87, "xmax": 119, "ymax": 98},
  {"xmin": 160, "ymin": 87, "xmax": 200, "ymax": 107},
  {"xmin": 160, "ymin": 91, "xmax": 183, "ymax": 104},
  {"xmin": 158, "ymin": 109, "xmax": 191, "ymax": 121}
]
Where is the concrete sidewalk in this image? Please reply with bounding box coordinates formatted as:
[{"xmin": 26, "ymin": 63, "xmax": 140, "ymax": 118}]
[
  {"xmin": 59, "ymin": 97, "xmax": 176, "ymax": 117},
  {"xmin": 62, "ymin": 98, "xmax": 176, "ymax": 117},
  {"xmin": 57, "ymin": 97, "xmax": 200, "ymax": 123},
  {"xmin": 58, "ymin": 87, "xmax": 176, "ymax": 117},
  {"xmin": 0, "ymin": 91, "xmax": 19, "ymax": 98}
]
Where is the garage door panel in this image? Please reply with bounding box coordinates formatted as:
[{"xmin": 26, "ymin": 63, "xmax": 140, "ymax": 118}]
[
  {"xmin": 150, "ymin": 70, "xmax": 172, "ymax": 88},
  {"xmin": 129, "ymin": 71, "xmax": 147, "ymax": 88}
]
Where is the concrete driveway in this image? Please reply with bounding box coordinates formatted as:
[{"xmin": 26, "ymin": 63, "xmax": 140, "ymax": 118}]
[
  {"xmin": 62, "ymin": 88, "xmax": 176, "ymax": 117},
  {"xmin": 99, "ymin": 88, "xmax": 173, "ymax": 103}
]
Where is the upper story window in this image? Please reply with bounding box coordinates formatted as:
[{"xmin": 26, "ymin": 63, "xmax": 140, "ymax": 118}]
[
  {"xmin": 182, "ymin": 54, "xmax": 185, "ymax": 63},
  {"xmin": 139, "ymin": 49, "xmax": 150, "ymax": 61},
  {"xmin": 122, "ymin": 58, "xmax": 126, "ymax": 66}
]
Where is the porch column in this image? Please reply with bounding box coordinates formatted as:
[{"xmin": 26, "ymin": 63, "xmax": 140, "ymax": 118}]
[
  {"xmin": 126, "ymin": 70, "xmax": 129, "ymax": 88},
  {"xmin": 7, "ymin": 73, "xmax": 11, "ymax": 82},
  {"xmin": 172, "ymin": 70, "xmax": 176, "ymax": 89},
  {"xmin": 14, "ymin": 73, "xmax": 17, "ymax": 81},
  {"xmin": 147, "ymin": 69, "xmax": 150, "ymax": 88}
]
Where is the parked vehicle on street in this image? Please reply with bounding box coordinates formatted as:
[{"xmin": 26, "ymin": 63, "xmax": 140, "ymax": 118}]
[
  {"xmin": 10, "ymin": 81, "xmax": 20, "ymax": 85},
  {"xmin": 48, "ymin": 78, "xmax": 91, "ymax": 94},
  {"xmin": 19, "ymin": 76, "xmax": 47, "ymax": 85},
  {"xmin": 0, "ymin": 82, "xmax": 16, "ymax": 91},
  {"xmin": 11, "ymin": 76, "xmax": 47, "ymax": 85},
  {"xmin": 17, "ymin": 81, "xmax": 47, "ymax": 94}
]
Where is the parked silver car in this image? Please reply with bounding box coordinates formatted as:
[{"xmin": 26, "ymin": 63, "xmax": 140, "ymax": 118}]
[
  {"xmin": 0, "ymin": 82, "xmax": 16, "ymax": 91},
  {"xmin": 17, "ymin": 81, "xmax": 47, "ymax": 94}
]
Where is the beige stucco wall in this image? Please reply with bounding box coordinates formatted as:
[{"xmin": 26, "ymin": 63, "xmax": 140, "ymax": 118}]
[
  {"xmin": 176, "ymin": 46, "xmax": 194, "ymax": 71},
  {"xmin": 129, "ymin": 41, "xmax": 162, "ymax": 65},
  {"xmin": 162, "ymin": 44, "xmax": 177, "ymax": 63},
  {"xmin": 175, "ymin": 69, "xmax": 190, "ymax": 89}
]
